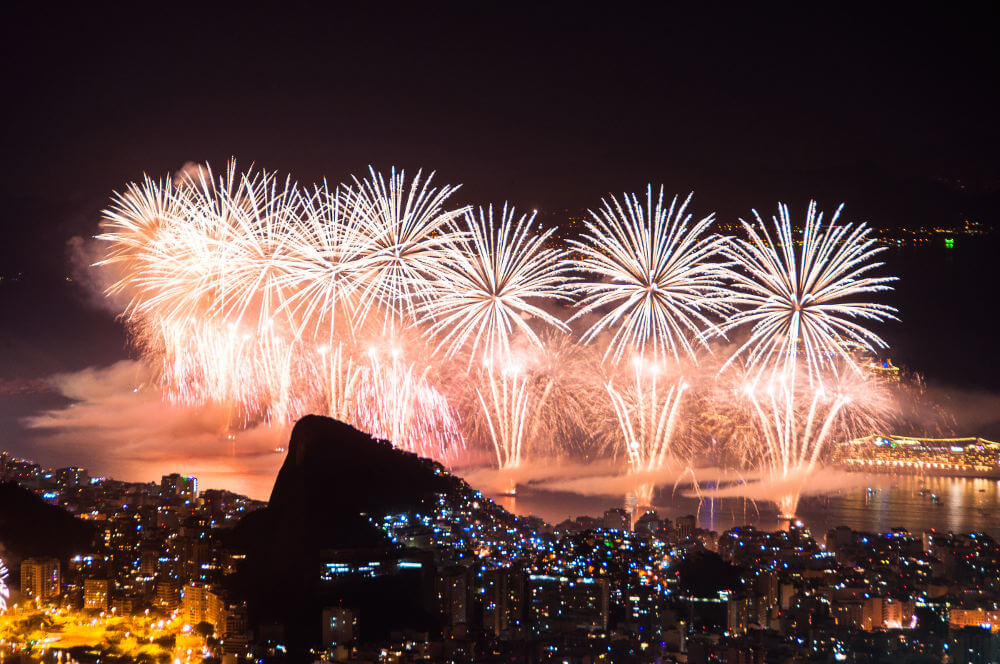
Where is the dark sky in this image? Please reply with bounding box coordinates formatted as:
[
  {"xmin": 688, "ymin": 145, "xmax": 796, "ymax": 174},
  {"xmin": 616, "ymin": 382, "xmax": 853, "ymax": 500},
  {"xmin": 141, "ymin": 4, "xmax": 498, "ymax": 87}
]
[
  {"xmin": 0, "ymin": 3, "xmax": 998, "ymax": 383},
  {"xmin": 3, "ymin": 4, "xmax": 999, "ymax": 210}
]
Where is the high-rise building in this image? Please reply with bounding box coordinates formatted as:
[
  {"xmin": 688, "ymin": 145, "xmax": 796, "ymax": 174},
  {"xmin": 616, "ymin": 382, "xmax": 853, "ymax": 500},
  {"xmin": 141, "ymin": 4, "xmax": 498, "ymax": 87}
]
[
  {"xmin": 482, "ymin": 568, "xmax": 526, "ymax": 638},
  {"xmin": 603, "ymin": 508, "xmax": 630, "ymax": 532},
  {"xmin": 161, "ymin": 473, "xmax": 198, "ymax": 500},
  {"xmin": 528, "ymin": 574, "xmax": 610, "ymax": 634},
  {"xmin": 156, "ymin": 580, "xmax": 180, "ymax": 609},
  {"xmin": 436, "ymin": 566, "xmax": 471, "ymax": 628},
  {"xmin": 83, "ymin": 578, "xmax": 109, "ymax": 611},
  {"xmin": 181, "ymin": 584, "xmax": 225, "ymax": 629},
  {"xmin": 139, "ymin": 548, "xmax": 159, "ymax": 579},
  {"xmin": 20, "ymin": 558, "xmax": 60, "ymax": 600},
  {"xmin": 321, "ymin": 607, "xmax": 356, "ymax": 647},
  {"xmin": 222, "ymin": 603, "xmax": 250, "ymax": 657}
]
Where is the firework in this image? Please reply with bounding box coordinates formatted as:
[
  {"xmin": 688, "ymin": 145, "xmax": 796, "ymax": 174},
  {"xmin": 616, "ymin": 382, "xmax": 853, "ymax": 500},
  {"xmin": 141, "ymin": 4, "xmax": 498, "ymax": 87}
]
[
  {"xmin": 476, "ymin": 360, "xmax": 536, "ymax": 470},
  {"xmin": 569, "ymin": 186, "xmax": 727, "ymax": 483},
  {"xmin": 348, "ymin": 167, "xmax": 467, "ymax": 328},
  {"xmin": 354, "ymin": 345, "xmax": 464, "ymax": 463},
  {"xmin": 605, "ymin": 356, "xmax": 689, "ymax": 474},
  {"xmin": 733, "ymin": 360, "xmax": 891, "ymax": 516},
  {"xmin": 95, "ymin": 160, "xmax": 909, "ymax": 508},
  {"xmin": 99, "ymin": 162, "xmax": 311, "ymax": 423},
  {"xmin": 316, "ymin": 341, "xmax": 363, "ymax": 423},
  {"xmin": 411, "ymin": 204, "xmax": 574, "ymax": 470},
  {"xmin": 721, "ymin": 201, "xmax": 898, "ymax": 516},
  {"xmin": 275, "ymin": 181, "xmax": 377, "ymax": 344},
  {"xmin": 569, "ymin": 186, "xmax": 731, "ymax": 363},
  {"xmin": 422, "ymin": 204, "xmax": 573, "ymax": 361},
  {"xmin": 721, "ymin": 201, "xmax": 897, "ymax": 377},
  {"xmin": 97, "ymin": 162, "xmax": 465, "ymax": 429}
]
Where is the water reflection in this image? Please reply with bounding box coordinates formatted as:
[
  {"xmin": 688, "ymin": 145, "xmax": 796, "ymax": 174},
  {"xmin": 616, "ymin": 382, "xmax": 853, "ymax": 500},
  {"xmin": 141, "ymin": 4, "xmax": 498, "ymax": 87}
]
[{"xmin": 490, "ymin": 474, "xmax": 1000, "ymax": 536}]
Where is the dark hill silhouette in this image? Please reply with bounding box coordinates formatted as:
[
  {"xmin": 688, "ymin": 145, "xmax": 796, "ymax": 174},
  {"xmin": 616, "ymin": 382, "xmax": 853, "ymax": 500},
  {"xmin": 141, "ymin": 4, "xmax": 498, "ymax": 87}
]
[
  {"xmin": 0, "ymin": 482, "xmax": 97, "ymax": 569},
  {"xmin": 227, "ymin": 416, "xmax": 472, "ymax": 656}
]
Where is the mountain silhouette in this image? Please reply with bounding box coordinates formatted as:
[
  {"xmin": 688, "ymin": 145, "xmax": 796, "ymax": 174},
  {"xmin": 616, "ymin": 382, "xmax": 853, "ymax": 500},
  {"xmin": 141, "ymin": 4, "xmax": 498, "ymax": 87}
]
[
  {"xmin": 0, "ymin": 482, "xmax": 97, "ymax": 571},
  {"xmin": 227, "ymin": 415, "xmax": 472, "ymax": 655}
]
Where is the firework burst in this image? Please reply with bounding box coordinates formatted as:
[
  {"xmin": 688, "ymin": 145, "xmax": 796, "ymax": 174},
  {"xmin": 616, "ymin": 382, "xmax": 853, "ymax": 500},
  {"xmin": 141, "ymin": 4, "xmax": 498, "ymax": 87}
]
[
  {"xmin": 569, "ymin": 186, "xmax": 731, "ymax": 363},
  {"xmin": 349, "ymin": 167, "xmax": 467, "ymax": 328},
  {"xmin": 569, "ymin": 186, "xmax": 728, "ymax": 483},
  {"xmin": 421, "ymin": 204, "xmax": 574, "ymax": 361},
  {"xmin": 721, "ymin": 201, "xmax": 897, "ymax": 377},
  {"xmin": 721, "ymin": 201, "xmax": 898, "ymax": 516}
]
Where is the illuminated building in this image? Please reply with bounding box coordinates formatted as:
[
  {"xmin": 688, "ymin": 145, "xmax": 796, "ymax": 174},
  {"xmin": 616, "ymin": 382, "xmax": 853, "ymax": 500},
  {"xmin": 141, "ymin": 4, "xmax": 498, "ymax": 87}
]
[
  {"xmin": 528, "ymin": 574, "xmax": 610, "ymax": 634},
  {"xmin": 321, "ymin": 607, "xmax": 356, "ymax": 647},
  {"xmin": 726, "ymin": 593, "xmax": 754, "ymax": 636},
  {"xmin": 156, "ymin": 579, "xmax": 180, "ymax": 608},
  {"xmin": 161, "ymin": 473, "xmax": 198, "ymax": 499},
  {"xmin": 435, "ymin": 565, "xmax": 471, "ymax": 629},
  {"xmin": 951, "ymin": 608, "xmax": 1000, "ymax": 633},
  {"xmin": 20, "ymin": 557, "xmax": 60, "ymax": 600},
  {"xmin": 482, "ymin": 568, "xmax": 526, "ymax": 638},
  {"xmin": 83, "ymin": 578, "xmax": 109, "ymax": 611},
  {"xmin": 675, "ymin": 514, "xmax": 696, "ymax": 539},
  {"xmin": 55, "ymin": 466, "xmax": 89, "ymax": 488},
  {"xmin": 222, "ymin": 604, "xmax": 250, "ymax": 657},
  {"xmin": 181, "ymin": 583, "xmax": 225, "ymax": 629},
  {"xmin": 863, "ymin": 596, "xmax": 915, "ymax": 630}
]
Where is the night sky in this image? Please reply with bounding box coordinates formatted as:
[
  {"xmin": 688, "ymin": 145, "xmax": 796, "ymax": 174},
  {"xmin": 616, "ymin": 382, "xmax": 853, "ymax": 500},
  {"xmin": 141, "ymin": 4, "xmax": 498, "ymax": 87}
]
[{"xmin": 0, "ymin": 4, "xmax": 998, "ymax": 404}]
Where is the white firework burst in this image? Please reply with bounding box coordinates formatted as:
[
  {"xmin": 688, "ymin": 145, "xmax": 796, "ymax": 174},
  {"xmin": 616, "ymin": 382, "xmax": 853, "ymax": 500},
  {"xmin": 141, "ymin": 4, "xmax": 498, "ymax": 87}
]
[
  {"xmin": 349, "ymin": 167, "xmax": 467, "ymax": 327},
  {"xmin": 722, "ymin": 200, "xmax": 897, "ymax": 376},
  {"xmin": 569, "ymin": 186, "xmax": 731, "ymax": 363},
  {"xmin": 421, "ymin": 204, "xmax": 574, "ymax": 361}
]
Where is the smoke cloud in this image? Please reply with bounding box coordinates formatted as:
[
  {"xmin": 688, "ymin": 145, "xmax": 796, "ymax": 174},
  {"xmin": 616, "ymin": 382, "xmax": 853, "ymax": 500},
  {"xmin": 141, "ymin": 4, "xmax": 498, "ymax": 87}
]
[{"xmin": 24, "ymin": 361, "xmax": 286, "ymax": 499}]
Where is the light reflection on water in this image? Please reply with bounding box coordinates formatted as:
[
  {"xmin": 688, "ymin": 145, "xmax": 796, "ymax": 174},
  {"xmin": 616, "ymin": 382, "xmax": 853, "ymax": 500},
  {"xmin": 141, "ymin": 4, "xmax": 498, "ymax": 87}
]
[{"xmin": 492, "ymin": 474, "xmax": 1000, "ymax": 536}]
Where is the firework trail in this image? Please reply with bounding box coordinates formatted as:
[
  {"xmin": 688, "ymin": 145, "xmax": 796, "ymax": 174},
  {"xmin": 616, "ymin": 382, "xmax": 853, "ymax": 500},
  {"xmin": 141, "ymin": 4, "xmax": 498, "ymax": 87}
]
[
  {"xmin": 316, "ymin": 341, "xmax": 363, "ymax": 423},
  {"xmin": 570, "ymin": 186, "xmax": 729, "ymax": 483},
  {"xmin": 354, "ymin": 344, "xmax": 464, "ymax": 463},
  {"xmin": 722, "ymin": 201, "xmax": 897, "ymax": 516},
  {"xmin": 606, "ymin": 356, "xmax": 689, "ymax": 474},
  {"xmin": 734, "ymin": 359, "xmax": 891, "ymax": 516},
  {"xmin": 476, "ymin": 359, "xmax": 536, "ymax": 470}
]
